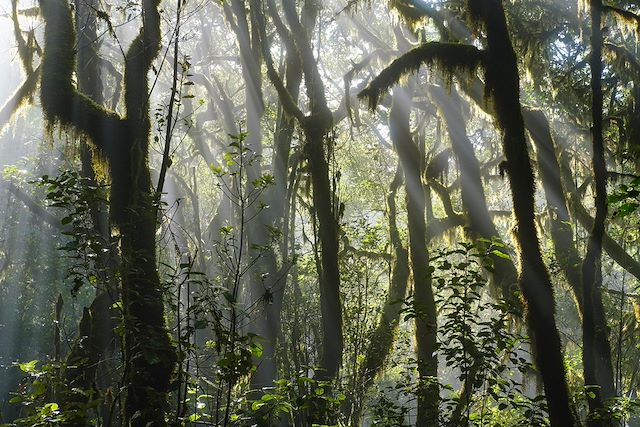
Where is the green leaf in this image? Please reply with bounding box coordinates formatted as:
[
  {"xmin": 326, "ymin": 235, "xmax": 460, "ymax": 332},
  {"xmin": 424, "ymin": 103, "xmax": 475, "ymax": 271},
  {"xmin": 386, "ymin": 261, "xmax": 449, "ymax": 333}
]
[
  {"xmin": 18, "ymin": 360, "xmax": 38, "ymax": 373},
  {"xmin": 43, "ymin": 402, "xmax": 59, "ymax": 413},
  {"xmin": 251, "ymin": 401, "xmax": 266, "ymax": 411},
  {"xmin": 251, "ymin": 342, "xmax": 263, "ymax": 358},
  {"xmin": 261, "ymin": 393, "xmax": 277, "ymax": 402},
  {"xmin": 490, "ymin": 249, "xmax": 510, "ymax": 260}
]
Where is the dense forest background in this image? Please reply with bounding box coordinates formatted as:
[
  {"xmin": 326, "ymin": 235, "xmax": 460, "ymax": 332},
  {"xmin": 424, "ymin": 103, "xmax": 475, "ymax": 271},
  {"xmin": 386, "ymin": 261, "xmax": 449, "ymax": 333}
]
[{"xmin": 1, "ymin": 0, "xmax": 640, "ymax": 425}]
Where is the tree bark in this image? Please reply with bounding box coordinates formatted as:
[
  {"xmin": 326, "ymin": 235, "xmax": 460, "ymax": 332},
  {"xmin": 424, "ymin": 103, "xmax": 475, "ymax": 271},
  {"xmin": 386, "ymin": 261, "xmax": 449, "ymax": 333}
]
[
  {"xmin": 429, "ymin": 84, "xmax": 520, "ymax": 312},
  {"xmin": 468, "ymin": 2, "xmax": 574, "ymax": 425},
  {"xmin": 524, "ymin": 109, "xmax": 584, "ymax": 314},
  {"xmin": 38, "ymin": 0, "xmax": 176, "ymax": 424},
  {"xmin": 390, "ymin": 85, "xmax": 439, "ymax": 427},
  {"xmin": 350, "ymin": 165, "xmax": 410, "ymax": 424},
  {"xmin": 583, "ymin": 2, "xmax": 616, "ymax": 423},
  {"xmin": 257, "ymin": 0, "xmax": 343, "ymax": 387}
]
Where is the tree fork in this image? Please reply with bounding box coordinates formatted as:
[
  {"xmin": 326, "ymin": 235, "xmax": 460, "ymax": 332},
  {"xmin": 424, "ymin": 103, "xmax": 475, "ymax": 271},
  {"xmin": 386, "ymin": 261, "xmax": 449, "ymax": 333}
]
[{"xmin": 38, "ymin": 0, "xmax": 176, "ymax": 424}]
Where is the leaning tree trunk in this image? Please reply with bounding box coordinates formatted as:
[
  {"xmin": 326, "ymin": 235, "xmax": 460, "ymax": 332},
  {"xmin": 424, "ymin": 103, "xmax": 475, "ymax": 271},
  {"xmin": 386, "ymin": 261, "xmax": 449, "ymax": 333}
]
[
  {"xmin": 1, "ymin": 0, "xmax": 40, "ymax": 131},
  {"xmin": 523, "ymin": 109, "xmax": 584, "ymax": 315},
  {"xmin": 39, "ymin": 0, "xmax": 176, "ymax": 424},
  {"xmin": 429, "ymin": 84, "xmax": 519, "ymax": 310},
  {"xmin": 469, "ymin": 2, "xmax": 574, "ymax": 425},
  {"xmin": 390, "ymin": 85, "xmax": 439, "ymax": 427}
]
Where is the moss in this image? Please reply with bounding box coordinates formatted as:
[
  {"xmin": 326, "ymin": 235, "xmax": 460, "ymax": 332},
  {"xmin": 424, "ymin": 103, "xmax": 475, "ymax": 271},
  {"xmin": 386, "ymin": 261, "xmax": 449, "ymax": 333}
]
[
  {"xmin": 389, "ymin": 0, "xmax": 426, "ymax": 31},
  {"xmin": 604, "ymin": 43, "xmax": 640, "ymax": 77},
  {"xmin": 11, "ymin": 0, "xmax": 34, "ymax": 74},
  {"xmin": 358, "ymin": 42, "xmax": 485, "ymax": 110},
  {"xmin": 40, "ymin": 0, "xmax": 177, "ymax": 423},
  {"xmin": 603, "ymin": 5, "xmax": 640, "ymax": 38},
  {"xmin": 39, "ymin": 0, "xmax": 131, "ymax": 220},
  {"xmin": 0, "ymin": 64, "xmax": 40, "ymax": 131}
]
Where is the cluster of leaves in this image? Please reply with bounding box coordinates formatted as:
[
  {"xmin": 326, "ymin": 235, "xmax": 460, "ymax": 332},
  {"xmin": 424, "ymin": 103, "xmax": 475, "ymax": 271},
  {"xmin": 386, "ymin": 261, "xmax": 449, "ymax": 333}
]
[
  {"xmin": 396, "ymin": 243, "xmax": 548, "ymax": 426},
  {"xmin": 434, "ymin": 244, "xmax": 547, "ymax": 426},
  {"xmin": 37, "ymin": 170, "xmax": 111, "ymax": 295},
  {"xmin": 238, "ymin": 373, "xmax": 347, "ymax": 425},
  {"xmin": 3, "ymin": 361, "xmax": 65, "ymax": 426},
  {"xmin": 166, "ymin": 130, "xmax": 285, "ymax": 425},
  {"xmin": 609, "ymin": 176, "xmax": 640, "ymax": 219},
  {"xmin": 369, "ymin": 389, "xmax": 411, "ymax": 427}
]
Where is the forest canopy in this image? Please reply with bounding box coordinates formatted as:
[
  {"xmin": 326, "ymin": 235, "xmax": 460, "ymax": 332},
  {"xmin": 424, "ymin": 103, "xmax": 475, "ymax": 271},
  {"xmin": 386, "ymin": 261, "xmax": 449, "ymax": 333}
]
[{"xmin": 1, "ymin": 0, "xmax": 640, "ymax": 426}]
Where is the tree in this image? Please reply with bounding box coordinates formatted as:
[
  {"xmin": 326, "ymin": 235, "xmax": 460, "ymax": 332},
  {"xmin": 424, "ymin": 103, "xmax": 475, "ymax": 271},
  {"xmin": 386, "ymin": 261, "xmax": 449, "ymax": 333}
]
[
  {"xmin": 582, "ymin": 1, "xmax": 617, "ymax": 424},
  {"xmin": 38, "ymin": 0, "xmax": 176, "ymax": 424},
  {"xmin": 359, "ymin": 1, "xmax": 574, "ymax": 424}
]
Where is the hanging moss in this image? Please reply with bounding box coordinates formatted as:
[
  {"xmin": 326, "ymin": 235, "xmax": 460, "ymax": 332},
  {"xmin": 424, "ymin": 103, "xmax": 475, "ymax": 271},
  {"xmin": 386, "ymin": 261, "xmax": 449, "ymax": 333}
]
[
  {"xmin": 604, "ymin": 43, "xmax": 640, "ymax": 78},
  {"xmin": 0, "ymin": 65, "xmax": 40, "ymax": 131},
  {"xmin": 603, "ymin": 5, "xmax": 640, "ymax": 38},
  {"xmin": 39, "ymin": 0, "xmax": 123, "ymax": 143},
  {"xmin": 40, "ymin": 0, "xmax": 177, "ymax": 423},
  {"xmin": 39, "ymin": 0, "xmax": 130, "ymax": 220},
  {"xmin": 344, "ymin": 49, "xmax": 392, "ymax": 127},
  {"xmin": 358, "ymin": 42, "xmax": 485, "ymax": 110},
  {"xmin": 389, "ymin": 0, "xmax": 427, "ymax": 31}
]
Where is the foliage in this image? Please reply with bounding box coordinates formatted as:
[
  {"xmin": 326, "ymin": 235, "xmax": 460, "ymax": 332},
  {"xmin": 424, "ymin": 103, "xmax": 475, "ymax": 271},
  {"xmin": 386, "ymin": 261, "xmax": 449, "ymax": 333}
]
[
  {"xmin": 609, "ymin": 176, "xmax": 640, "ymax": 219},
  {"xmin": 399, "ymin": 243, "xmax": 548, "ymax": 426},
  {"xmin": 6, "ymin": 361, "xmax": 84, "ymax": 426},
  {"xmin": 36, "ymin": 170, "xmax": 111, "ymax": 295},
  {"xmin": 6, "ymin": 0, "xmax": 640, "ymax": 425}
]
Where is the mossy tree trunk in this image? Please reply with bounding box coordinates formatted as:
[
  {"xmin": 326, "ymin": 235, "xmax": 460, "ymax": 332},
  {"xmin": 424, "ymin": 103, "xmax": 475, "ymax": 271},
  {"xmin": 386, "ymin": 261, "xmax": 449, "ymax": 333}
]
[
  {"xmin": 390, "ymin": 85, "xmax": 439, "ymax": 427},
  {"xmin": 468, "ymin": 1, "xmax": 574, "ymax": 425},
  {"xmin": 257, "ymin": 0, "xmax": 343, "ymax": 390},
  {"xmin": 38, "ymin": 0, "xmax": 176, "ymax": 425},
  {"xmin": 225, "ymin": 0, "xmax": 299, "ymax": 399},
  {"xmin": 429, "ymin": 84, "xmax": 519, "ymax": 310},
  {"xmin": 583, "ymin": 1, "xmax": 616, "ymax": 424},
  {"xmin": 62, "ymin": 5, "xmax": 120, "ymax": 424},
  {"xmin": 1, "ymin": 0, "xmax": 40, "ymax": 130},
  {"xmin": 523, "ymin": 109, "xmax": 584, "ymax": 315}
]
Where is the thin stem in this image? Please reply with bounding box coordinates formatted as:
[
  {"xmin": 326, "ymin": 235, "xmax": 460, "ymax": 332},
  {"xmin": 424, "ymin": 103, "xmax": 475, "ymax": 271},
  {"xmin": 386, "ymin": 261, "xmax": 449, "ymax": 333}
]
[{"xmin": 156, "ymin": 0, "xmax": 183, "ymax": 198}]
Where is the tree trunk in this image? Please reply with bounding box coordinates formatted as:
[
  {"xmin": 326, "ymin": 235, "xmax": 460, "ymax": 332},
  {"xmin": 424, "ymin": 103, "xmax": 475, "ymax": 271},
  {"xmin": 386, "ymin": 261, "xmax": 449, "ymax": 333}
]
[
  {"xmin": 390, "ymin": 85, "xmax": 439, "ymax": 427},
  {"xmin": 523, "ymin": 109, "xmax": 584, "ymax": 314},
  {"xmin": 469, "ymin": 2, "xmax": 574, "ymax": 425},
  {"xmin": 351, "ymin": 165, "xmax": 410, "ymax": 424},
  {"xmin": 429, "ymin": 84, "xmax": 519, "ymax": 312},
  {"xmin": 257, "ymin": 0, "xmax": 344, "ymax": 388},
  {"xmin": 583, "ymin": 2, "xmax": 616, "ymax": 423},
  {"xmin": 38, "ymin": 0, "xmax": 176, "ymax": 424},
  {"xmin": 62, "ymin": 4, "xmax": 120, "ymax": 424}
]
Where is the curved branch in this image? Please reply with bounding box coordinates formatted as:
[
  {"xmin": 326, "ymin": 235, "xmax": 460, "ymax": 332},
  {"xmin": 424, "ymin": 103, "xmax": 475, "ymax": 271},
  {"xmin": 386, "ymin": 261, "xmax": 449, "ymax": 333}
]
[
  {"xmin": 0, "ymin": 64, "xmax": 41, "ymax": 131},
  {"xmin": 39, "ymin": 0, "xmax": 125, "ymax": 158},
  {"xmin": 359, "ymin": 42, "xmax": 486, "ymax": 110},
  {"xmin": 255, "ymin": 1, "xmax": 305, "ymax": 122}
]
